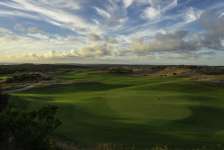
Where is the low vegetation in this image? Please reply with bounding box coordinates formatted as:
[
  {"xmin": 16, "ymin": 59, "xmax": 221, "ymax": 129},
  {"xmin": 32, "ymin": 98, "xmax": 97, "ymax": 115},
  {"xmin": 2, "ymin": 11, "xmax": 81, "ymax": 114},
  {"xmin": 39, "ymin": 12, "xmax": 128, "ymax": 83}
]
[
  {"xmin": 0, "ymin": 88, "xmax": 8, "ymax": 112},
  {"xmin": 1, "ymin": 64, "xmax": 224, "ymax": 149},
  {"xmin": 108, "ymin": 67, "xmax": 134, "ymax": 74},
  {"xmin": 6, "ymin": 72, "xmax": 51, "ymax": 83},
  {"xmin": 0, "ymin": 88, "xmax": 61, "ymax": 150}
]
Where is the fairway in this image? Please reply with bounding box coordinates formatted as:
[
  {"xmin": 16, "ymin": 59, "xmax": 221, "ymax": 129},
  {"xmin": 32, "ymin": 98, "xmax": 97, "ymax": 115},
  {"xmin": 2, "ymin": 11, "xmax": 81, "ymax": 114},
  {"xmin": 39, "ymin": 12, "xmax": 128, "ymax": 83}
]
[{"xmin": 10, "ymin": 70, "xmax": 224, "ymax": 147}]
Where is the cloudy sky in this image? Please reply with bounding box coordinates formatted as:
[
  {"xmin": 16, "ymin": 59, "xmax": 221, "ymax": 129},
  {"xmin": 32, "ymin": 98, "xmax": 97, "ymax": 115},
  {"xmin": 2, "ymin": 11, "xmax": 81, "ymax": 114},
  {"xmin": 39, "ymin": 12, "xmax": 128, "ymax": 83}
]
[{"xmin": 0, "ymin": 0, "xmax": 224, "ymax": 65}]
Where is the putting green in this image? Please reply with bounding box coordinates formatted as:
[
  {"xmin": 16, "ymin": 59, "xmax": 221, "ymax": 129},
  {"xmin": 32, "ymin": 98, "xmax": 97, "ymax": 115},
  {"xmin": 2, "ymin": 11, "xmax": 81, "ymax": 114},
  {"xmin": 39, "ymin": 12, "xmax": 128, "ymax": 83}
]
[{"xmin": 10, "ymin": 71, "xmax": 224, "ymax": 147}]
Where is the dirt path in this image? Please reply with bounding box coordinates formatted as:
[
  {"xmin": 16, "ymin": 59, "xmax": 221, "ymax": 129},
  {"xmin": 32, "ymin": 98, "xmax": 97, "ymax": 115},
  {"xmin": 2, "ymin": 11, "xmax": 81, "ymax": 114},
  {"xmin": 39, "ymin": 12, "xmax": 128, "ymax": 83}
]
[{"xmin": 3, "ymin": 85, "xmax": 34, "ymax": 94}]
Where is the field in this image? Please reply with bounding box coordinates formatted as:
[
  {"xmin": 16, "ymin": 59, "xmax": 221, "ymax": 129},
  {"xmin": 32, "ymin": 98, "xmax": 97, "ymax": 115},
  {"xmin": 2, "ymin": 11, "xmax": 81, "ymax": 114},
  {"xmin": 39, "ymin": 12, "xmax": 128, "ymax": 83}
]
[{"xmin": 4, "ymin": 66, "xmax": 224, "ymax": 149}]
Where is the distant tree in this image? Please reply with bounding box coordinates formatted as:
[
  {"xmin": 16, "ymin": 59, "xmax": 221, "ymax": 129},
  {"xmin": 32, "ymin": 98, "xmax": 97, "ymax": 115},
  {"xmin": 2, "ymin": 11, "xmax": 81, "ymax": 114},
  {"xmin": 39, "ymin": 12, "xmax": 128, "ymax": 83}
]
[
  {"xmin": 109, "ymin": 67, "xmax": 133, "ymax": 74},
  {"xmin": 6, "ymin": 72, "xmax": 51, "ymax": 83}
]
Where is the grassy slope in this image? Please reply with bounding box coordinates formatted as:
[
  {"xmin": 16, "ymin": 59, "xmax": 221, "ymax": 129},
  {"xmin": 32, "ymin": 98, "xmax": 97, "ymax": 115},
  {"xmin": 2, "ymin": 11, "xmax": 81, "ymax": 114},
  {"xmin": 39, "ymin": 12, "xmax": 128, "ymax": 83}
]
[{"xmin": 10, "ymin": 70, "xmax": 224, "ymax": 147}]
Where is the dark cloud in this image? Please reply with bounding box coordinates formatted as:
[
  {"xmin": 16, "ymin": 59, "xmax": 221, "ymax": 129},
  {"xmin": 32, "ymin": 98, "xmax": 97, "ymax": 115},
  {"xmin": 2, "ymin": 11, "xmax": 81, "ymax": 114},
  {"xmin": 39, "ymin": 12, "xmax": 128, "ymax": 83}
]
[
  {"xmin": 127, "ymin": 6, "xmax": 224, "ymax": 57},
  {"xmin": 199, "ymin": 8, "xmax": 224, "ymax": 50}
]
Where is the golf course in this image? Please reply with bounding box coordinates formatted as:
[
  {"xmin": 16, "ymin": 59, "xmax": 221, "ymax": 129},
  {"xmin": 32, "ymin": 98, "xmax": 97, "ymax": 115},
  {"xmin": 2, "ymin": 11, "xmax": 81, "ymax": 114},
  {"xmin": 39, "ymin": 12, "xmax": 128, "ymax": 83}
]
[{"xmin": 7, "ymin": 67, "xmax": 224, "ymax": 149}]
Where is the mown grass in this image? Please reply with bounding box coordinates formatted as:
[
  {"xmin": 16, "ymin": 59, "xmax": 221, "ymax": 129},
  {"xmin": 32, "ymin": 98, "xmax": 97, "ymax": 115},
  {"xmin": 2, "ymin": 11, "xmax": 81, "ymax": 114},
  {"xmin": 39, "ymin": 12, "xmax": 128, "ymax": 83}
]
[{"xmin": 10, "ymin": 70, "xmax": 224, "ymax": 148}]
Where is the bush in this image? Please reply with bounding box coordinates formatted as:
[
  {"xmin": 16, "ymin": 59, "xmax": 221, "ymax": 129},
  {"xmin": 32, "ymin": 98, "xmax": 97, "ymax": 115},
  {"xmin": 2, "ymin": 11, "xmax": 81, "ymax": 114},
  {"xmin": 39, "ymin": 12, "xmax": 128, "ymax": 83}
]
[
  {"xmin": 6, "ymin": 72, "xmax": 51, "ymax": 83},
  {"xmin": 0, "ymin": 87, "xmax": 8, "ymax": 112},
  {"xmin": 109, "ymin": 67, "xmax": 133, "ymax": 74},
  {"xmin": 0, "ymin": 105, "xmax": 61, "ymax": 150}
]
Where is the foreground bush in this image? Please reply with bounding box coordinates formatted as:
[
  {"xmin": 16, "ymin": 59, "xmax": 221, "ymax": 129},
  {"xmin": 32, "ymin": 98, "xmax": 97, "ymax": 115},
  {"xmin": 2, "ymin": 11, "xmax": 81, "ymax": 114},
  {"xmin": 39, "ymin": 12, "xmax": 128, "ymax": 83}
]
[
  {"xmin": 0, "ymin": 88, "xmax": 8, "ymax": 112},
  {"xmin": 0, "ymin": 105, "xmax": 61, "ymax": 150}
]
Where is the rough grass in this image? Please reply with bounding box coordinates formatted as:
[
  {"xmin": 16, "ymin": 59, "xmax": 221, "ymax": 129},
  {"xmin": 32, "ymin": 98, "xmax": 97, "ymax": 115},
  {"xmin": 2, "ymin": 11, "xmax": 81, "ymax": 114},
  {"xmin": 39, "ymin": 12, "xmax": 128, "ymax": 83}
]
[
  {"xmin": 0, "ymin": 76, "xmax": 7, "ymax": 81},
  {"xmin": 9, "ymin": 70, "xmax": 224, "ymax": 148}
]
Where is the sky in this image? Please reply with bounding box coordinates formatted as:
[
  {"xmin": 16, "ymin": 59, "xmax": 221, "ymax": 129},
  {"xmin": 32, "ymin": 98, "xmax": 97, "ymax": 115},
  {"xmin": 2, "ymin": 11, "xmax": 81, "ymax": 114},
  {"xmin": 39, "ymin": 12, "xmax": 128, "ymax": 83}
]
[{"xmin": 0, "ymin": 0, "xmax": 224, "ymax": 65}]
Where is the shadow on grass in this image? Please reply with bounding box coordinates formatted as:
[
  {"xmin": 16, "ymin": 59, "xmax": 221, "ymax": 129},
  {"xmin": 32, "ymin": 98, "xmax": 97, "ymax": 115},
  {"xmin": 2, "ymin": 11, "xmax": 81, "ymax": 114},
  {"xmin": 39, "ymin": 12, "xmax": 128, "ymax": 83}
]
[
  {"xmin": 174, "ymin": 106, "xmax": 224, "ymax": 132},
  {"xmin": 55, "ymin": 102, "xmax": 224, "ymax": 149},
  {"xmin": 23, "ymin": 82, "xmax": 130, "ymax": 94},
  {"xmin": 136, "ymin": 80, "xmax": 220, "ymax": 94}
]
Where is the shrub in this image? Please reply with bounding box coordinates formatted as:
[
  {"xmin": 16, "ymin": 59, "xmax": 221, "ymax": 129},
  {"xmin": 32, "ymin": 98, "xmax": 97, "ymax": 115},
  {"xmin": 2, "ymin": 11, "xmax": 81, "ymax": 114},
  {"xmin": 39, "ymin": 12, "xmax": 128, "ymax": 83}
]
[
  {"xmin": 0, "ymin": 105, "xmax": 61, "ymax": 150},
  {"xmin": 109, "ymin": 67, "xmax": 133, "ymax": 74},
  {"xmin": 6, "ymin": 72, "xmax": 51, "ymax": 83},
  {"xmin": 0, "ymin": 87, "xmax": 8, "ymax": 112}
]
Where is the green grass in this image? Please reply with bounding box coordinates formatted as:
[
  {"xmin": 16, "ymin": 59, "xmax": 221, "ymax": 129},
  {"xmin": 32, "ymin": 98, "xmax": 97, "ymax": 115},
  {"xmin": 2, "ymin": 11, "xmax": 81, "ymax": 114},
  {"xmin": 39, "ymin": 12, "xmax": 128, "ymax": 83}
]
[
  {"xmin": 10, "ymin": 70, "xmax": 224, "ymax": 148},
  {"xmin": 0, "ymin": 76, "xmax": 7, "ymax": 81}
]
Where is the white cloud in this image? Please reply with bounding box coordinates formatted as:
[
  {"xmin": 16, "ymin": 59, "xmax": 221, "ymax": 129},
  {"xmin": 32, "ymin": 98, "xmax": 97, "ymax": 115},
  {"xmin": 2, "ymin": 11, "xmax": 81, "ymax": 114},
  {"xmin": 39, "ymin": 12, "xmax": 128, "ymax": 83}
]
[
  {"xmin": 39, "ymin": 0, "xmax": 80, "ymax": 10},
  {"xmin": 142, "ymin": 0, "xmax": 178, "ymax": 20},
  {"xmin": 123, "ymin": 0, "xmax": 135, "ymax": 8},
  {"xmin": 94, "ymin": 7, "xmax": 111, "ymax": 19},
  {"xmin": 184, "ymin": 7, "xmax": 203, "ymax": 23},
  {"xmin": 148, "ymin": 0, "xmax": 178, "ymax": 10},
  {"xmin": 0, "ymin": 9, "xmax": 40, "ymax": 21},
  {"xmin": 0, "ymin": 28, "xmax": 12, "ymax": 35},
  {"xmin": 2, "ymin": 0, "xmax": 102, "ymax": 35},
  {"xmin": 0, "ymin": 31, "xmax": 84, "ymax": 56},
  {"xmin": 142, "ymin": 7, "xmax": 161, "ymax": 20},
  {"xmin": 162, "ymin": 0, "xmax": 178, "ymax": 13}
]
